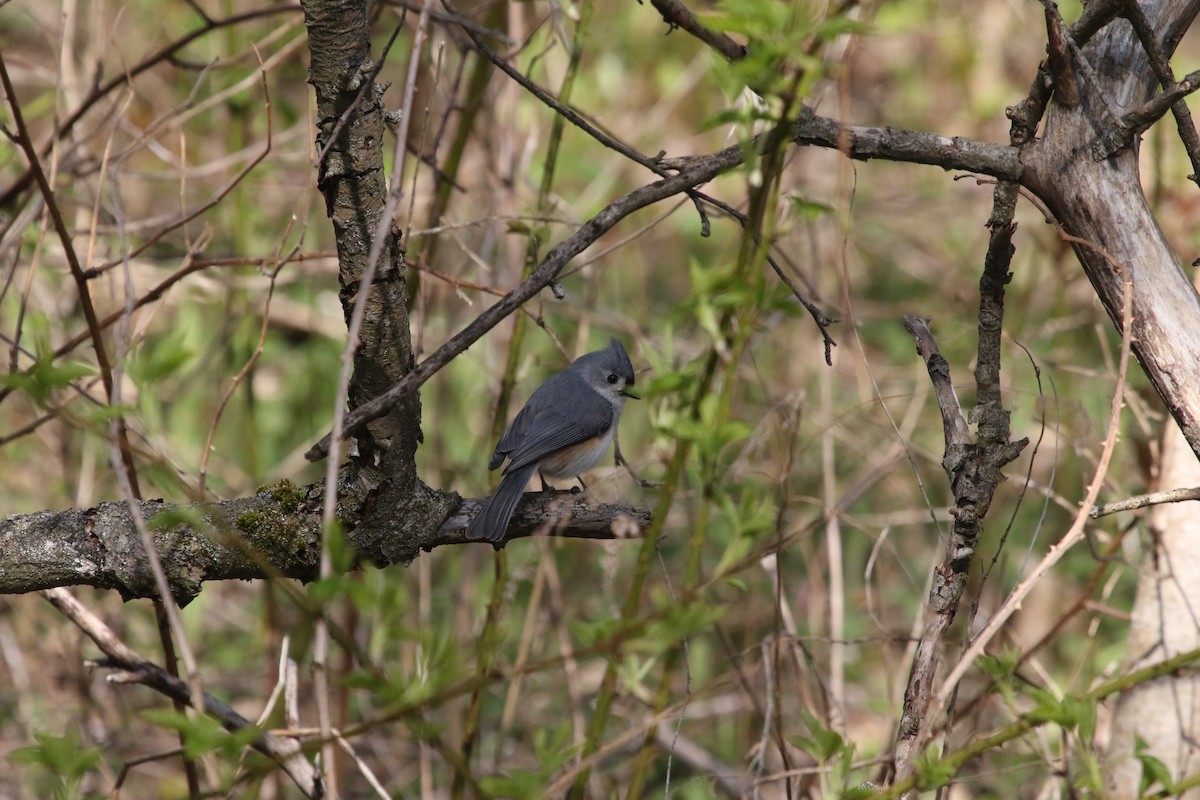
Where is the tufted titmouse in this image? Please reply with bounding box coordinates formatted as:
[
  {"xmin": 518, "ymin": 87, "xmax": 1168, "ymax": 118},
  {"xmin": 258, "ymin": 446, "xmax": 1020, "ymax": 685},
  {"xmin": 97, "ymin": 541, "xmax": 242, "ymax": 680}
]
[{"xmin": 466, "ymin": 338, "xmax": 639, "ymax": 546}]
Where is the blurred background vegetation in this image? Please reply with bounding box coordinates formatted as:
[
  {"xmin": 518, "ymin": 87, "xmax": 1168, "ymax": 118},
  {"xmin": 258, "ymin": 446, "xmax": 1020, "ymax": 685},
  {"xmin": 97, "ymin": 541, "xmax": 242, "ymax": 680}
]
[{"xmin": 1, "ymin": 0, "xmax": 1195, "ymax": 796}]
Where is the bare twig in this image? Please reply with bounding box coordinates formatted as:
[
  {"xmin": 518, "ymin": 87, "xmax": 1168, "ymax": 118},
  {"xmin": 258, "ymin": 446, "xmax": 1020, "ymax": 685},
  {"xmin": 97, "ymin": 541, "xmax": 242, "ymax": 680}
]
[
  {"xmin": 1091, "ymin": 486, "xmax": 1200, "ymax": 517},
  {"xmin": 444, "ymin": 0, "xmax": 670, "ymax": 176},
  {"xmin": 198, "ymin": 51, "xmax": 284, "ymax": 496},
  {"xmin": 791, "ymin": 105, "xmax": 1024, "ymax": 180},
  {"xmin": 892, "ymin": 211, "xmax": 1028, "ymax": 786},
  {"xmin": 1115, "ymin": 0, "xmax": 1200, "ymax": 181},
  {"xmin": 891, "ymin": 316, "xmax": 974, "ymax": 785},
  {"xmin": 0, "ymin": 4, "xmax": 299, "ymax": 211},
  {"xmin": 930, "ymin": 276, "xmax": 1134, "ymax": 751},
  {"xmin": 445, "ymin": 1, "xmax": 837, "ymax": 355},
  {"xmin": 299, "ymin": 92, "xmax": 1031, "ymax": 464},
  {"xmin": 647, "ymin": 0, "xmax": 748, "ymax": 62},
  {"xmin": 41, "ymin": 587, "xmax": 320, "ymax": 797},
  {"xmin": 0, "ymin": 49, "xmax": 141, "ymax": 497},
  {"xmin": 900, "ymin": 316, "xmax": 971, "ymax": 452},
  {"xmin": 1039, "ymin": 0, "xmax": 1124, "ymax": 124}
]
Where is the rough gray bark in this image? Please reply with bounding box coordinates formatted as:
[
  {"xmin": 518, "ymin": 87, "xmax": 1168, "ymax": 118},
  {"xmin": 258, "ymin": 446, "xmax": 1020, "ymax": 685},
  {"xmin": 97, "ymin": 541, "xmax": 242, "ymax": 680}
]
[
  {"xmin": 300, "ymin": 0, "xmax": 458, "ymax": 566},
  {"xmin": 0, "ymin": 486, "xmax": 322, "ymax": 604},
  {"xmin": 0, "ymin": 484, "xmax": 648, "ymax": 603},
  {"xmin": 1021, "ymin": 0, "xmax": 1200, "ymax": 458}
]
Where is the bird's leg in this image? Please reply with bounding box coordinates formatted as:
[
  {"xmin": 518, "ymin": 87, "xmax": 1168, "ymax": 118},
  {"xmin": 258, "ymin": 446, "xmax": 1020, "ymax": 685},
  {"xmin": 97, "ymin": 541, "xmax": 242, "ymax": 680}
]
[
  {"xmin": 572, "ymin": 476, "xmax": 588, "ymax": 495},
  {"xmin": 539, "ymin": 473, "xmax": 554, "ymax": 494}
]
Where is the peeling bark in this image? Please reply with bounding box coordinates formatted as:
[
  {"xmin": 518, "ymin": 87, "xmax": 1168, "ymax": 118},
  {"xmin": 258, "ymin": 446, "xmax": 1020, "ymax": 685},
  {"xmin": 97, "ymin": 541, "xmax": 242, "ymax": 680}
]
[{"xmin": 1023, "ymin": 1, "xmax": 1200, "ymax": 460}]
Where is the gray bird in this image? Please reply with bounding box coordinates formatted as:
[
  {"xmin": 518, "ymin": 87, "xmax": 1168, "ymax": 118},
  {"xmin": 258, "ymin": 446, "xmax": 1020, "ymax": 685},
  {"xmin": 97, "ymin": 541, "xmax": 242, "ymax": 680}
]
[{"xmin": 466, "ymin": 339, "xmax": 639, "ymax": 546}]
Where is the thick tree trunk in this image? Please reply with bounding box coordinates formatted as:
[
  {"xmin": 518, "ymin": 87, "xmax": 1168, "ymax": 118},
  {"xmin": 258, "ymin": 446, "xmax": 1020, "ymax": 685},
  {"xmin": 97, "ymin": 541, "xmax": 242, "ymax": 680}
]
[
  {"xmin": 300, "ymin": 0, "xmax": 457, "ymax": 563},
  {"xmin": 1023, "ymin": 4, "xmax": 1200, "ymax": 788},
  {"xmin": 1103, "ymin": 422, "xmax": 1200, "ymax": 797},
  {"xmin": 1023, "ymin": 0, "xmax": 1200, "ymax": 459}
]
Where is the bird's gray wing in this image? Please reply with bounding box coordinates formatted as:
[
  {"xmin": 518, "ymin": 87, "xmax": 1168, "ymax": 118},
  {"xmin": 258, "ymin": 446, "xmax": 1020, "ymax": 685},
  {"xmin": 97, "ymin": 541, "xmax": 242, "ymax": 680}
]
[{"xmin": 492, "ymin": 375, "xmax": 613, "ymax": 473}]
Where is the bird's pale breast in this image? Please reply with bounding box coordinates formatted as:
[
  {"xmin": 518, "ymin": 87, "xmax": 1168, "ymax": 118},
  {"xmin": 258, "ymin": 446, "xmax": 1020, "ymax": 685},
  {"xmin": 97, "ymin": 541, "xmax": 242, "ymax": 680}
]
[{"xmin": 538, "ymin": 426, "xmax": 616, "ymax": 479}]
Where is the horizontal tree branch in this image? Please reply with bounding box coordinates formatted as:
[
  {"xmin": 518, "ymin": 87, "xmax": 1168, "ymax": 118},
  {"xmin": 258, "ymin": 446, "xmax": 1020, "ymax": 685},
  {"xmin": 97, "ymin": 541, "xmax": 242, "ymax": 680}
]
[
  {"xmin": 0, "ymin": 484, "xmax": 650, "ymax": 602},
  {"xmin": 791, "ymin": 105, "xmax": 1025, "ymax": 180},
  {"xmin": 1091, "ymin": 485, "xmax": 1200, "ymax": 517}
]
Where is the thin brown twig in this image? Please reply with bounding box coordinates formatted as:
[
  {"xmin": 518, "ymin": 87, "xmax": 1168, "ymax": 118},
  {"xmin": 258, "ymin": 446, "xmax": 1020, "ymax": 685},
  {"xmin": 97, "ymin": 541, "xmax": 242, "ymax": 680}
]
[
  {"xmin": 0, "ymin": 4, "xmax": 299, "ymax": 211},
  {"xmin": 195, "ymin": 44, "xmax": 284, "ymax": 498},
  {"xmin": 444, "ymin": 0, "xmax": 837, "ymax": 349},
  {"xmin": 0, "ymin": 48, "xmax": 143, "ymax": 497},
  {"xmin": 1116, "ymin": 0, "xmax": 1200, "ymax": 182},
  {"xmin": 41, "ymin": 587, "xmax": 320, "ymax": 797},
  {"xmin": 78, "ymin": 83, "xmax": 276, "ymax": 279},
  {"xmin": 107, "ymin": 136, "xmax": 210, "ymax": 800},
  {"xmin": 197, "ymin": 250, "xmax": 292, "ymax": 495},
  {"xmin": 445, "ymin": 0, "xmax": 656, "ymax": 172},
  {"xmin": 1091, "ymin": 486, "xmax": 1200, "ymax": 517},
  {"xmin": 647, "ymin": 0, "xmax": 748, "ymax": 62},
  {"xmin": 890, "ymin": 316, "xmax": 974, "ymax": 787},
  {"xmin": 0, "ymin": 238, "xmax": 299, "ymax": 419},
  {"xmin": 1097, "ymin": 66, "xmax": 1200, "ymax": 157},
  {"xmin": 929, "ymin": 275, "xmax": 1134, "ymax": 745},
  {"xmin": 891, "ymin": 200, "xmax": 1030, "ymax": 785}
]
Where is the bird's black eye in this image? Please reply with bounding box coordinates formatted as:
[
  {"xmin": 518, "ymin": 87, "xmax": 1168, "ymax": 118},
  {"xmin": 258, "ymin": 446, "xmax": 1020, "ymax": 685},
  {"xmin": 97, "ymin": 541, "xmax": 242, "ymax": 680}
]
[{"xmin": 606, "ymin": 373, "xmax": 619, "ymax": 384}]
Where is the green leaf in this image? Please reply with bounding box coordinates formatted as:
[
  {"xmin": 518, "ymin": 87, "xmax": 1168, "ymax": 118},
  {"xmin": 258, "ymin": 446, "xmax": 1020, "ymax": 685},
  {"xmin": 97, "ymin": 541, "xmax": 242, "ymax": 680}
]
[
  {"xmin": 0, "ymin": 359, "xmax": 94, "ymax": 406},
  {"xmin": 141, "ymin": 708, "xmax": 260, "ymax": 759},
  {"xmin": 700, "ymin": 106, "xmax": 776, "ymax": 132},
  {"xmin": 913, "ymin": 744, "xmax": 956, "ymax": 789},
  {"xmin": 724, "ymin": 576, "xmax": 748, "ymax": 592},
  {"xmin": 975, "ymin": 650, "xmax": 1019, "ymax": 682},
  {"xmin": 1026, "ymin": 688, "xmax": 1080, "ymax": 728},
  {"xmin": 788, "ymin": 194, "xmax": 834, "ymax": 221},
  {"xmin": 1135, "ymin": 736, "xmax": 1176, "ymax": 793},
  {"xmin": 633, "ymin": 592, "xmax": 724, "ymax": 654},
  {"xmin": 644, "ymin": 370, "xmax": 691, "ymax": 397},
  {"xmin": 813, "ymin": 16, "xmax": 871, "ymax": 41},
  {"xmin": 82, "ymin": 402, "xmax": 137, "ymax": 424},
  {"xmin": 791, "ymin": 708, "xmax": 847, "ymax": 761},
  {"xmin": 480, "ymin": 772, "xmax": 547, "ymax": 799},
  {"xmin": 570, "ymin": 616, "xmax": 623, "ymax": 648},
  {"xmin": 713, "ymin": 534, "xmax": 753, "ymax": 577},
  {"xmin": 128, "ymin": 332, "xmax": 195, "ymax": 384},
  {"xmin": 9, "ymin": 730, "xmax": 102, "ymax": 780},
  {"xmin": 616, "ymin": 653, "xmax": 657, "ymax": 694}
]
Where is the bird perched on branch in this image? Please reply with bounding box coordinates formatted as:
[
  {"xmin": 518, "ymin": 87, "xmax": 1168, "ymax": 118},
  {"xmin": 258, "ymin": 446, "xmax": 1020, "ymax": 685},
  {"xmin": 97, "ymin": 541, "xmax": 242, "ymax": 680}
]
[{"xmin": 466, "ymin": 339, "xmax": 639, "ymax": 546}]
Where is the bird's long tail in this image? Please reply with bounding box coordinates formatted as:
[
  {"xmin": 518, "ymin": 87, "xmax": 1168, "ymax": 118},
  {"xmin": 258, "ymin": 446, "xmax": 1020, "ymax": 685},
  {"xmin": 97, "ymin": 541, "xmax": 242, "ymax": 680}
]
[{"xmin": 465, "ymin": 462, "xmax": 537, "ymax": 546}]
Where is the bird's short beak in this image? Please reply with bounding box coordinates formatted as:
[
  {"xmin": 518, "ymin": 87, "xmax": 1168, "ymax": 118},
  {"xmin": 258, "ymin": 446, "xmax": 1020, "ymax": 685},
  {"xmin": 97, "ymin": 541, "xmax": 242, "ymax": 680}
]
[{"xmin": 622, "ymin": 387, "xmax": 640, "ymax": 400}]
